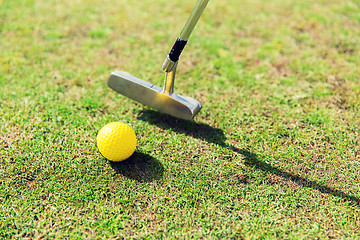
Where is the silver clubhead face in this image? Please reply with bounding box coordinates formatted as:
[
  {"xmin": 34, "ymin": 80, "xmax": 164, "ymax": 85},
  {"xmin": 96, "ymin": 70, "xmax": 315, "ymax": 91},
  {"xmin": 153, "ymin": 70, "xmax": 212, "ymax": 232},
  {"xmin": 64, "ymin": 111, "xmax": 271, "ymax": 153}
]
[{"xmin": 108, "ymin": 70, "xmax": 202, "ymax": 120}]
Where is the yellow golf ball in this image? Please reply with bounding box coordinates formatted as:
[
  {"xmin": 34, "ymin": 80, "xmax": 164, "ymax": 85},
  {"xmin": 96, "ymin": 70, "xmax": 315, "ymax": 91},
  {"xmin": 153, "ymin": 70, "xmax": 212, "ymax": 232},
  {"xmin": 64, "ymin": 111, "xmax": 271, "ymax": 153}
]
[{"xmin": 96, "ymin": 122, "xmax": 137, "ymax": 162}]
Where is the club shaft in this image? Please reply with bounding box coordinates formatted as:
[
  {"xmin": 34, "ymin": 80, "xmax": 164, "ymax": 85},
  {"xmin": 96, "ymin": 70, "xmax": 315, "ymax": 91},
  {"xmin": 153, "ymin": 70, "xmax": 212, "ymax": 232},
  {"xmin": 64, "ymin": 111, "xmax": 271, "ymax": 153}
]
[
  {"xmin": 162, "ymin": 0, "xmax": 209, "ymax": 72},
  {"xmin": 179, "ymin": 0, "xmax": 209, "ymax": 41}
]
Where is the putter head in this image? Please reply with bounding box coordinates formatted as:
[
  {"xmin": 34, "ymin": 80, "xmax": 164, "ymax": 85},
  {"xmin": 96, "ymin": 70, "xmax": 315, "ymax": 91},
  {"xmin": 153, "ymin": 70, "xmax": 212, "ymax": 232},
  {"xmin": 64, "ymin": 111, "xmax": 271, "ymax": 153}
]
[{"xmin": 108, "ymin": 70, "xmax": 202, "ymax": 120}]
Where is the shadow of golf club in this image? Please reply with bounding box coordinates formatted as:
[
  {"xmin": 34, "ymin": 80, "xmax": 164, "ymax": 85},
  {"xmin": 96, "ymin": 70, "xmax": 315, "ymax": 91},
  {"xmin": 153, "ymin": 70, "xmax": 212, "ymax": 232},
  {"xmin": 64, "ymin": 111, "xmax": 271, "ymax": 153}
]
[
  {"xmin": 137, "ymin": 109, "xmax": 360, "ymax": 206},
  {"xmin": 242, "ymin": 149, "xmax": 360, "ymax": 205},
  {"xmin": 109, "ymin": 151, "xmax": 164, "ymax": 183},
  {"xmin": 137, "ymin": 109, "xmax": 227, "ymax": 145}
]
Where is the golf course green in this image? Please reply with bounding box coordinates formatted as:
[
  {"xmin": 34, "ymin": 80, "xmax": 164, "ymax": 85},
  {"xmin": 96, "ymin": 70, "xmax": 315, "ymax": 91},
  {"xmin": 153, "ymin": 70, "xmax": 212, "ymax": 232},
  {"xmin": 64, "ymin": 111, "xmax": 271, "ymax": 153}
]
[{"xmin": 1, "ymin": 0, "xmax": 359, "ymax": 238}]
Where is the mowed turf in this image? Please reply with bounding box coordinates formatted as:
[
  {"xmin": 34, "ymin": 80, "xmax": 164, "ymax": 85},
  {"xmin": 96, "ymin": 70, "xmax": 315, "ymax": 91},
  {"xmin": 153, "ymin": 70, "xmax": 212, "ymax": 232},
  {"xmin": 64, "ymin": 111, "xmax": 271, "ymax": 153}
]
[{"xmin": 1, "ymin": 0, "xmax": 359, "ymax": 238}]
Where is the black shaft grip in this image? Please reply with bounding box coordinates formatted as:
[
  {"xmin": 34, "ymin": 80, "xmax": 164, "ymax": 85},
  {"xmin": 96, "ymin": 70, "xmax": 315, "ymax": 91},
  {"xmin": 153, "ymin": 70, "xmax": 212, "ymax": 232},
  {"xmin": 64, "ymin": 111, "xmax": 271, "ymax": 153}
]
[{"xmin": 168, "ymin": 38, "xmax": 188, "ymax": 62}]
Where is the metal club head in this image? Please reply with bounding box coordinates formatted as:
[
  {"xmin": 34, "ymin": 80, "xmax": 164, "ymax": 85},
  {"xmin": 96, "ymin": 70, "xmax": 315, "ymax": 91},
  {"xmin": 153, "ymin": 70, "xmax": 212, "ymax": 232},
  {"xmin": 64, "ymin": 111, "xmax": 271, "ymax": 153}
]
[{"xmin": 107, "ymin": 69, "xmax": 202, "ymax": 120}]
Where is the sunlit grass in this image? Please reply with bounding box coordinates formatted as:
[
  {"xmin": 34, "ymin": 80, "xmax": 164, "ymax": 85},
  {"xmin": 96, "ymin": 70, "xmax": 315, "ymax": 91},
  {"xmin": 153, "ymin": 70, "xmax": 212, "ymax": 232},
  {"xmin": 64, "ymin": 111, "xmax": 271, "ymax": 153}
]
[{"xmin": 1, "ymin": 0, "xmax": 359, "ymax": 238}]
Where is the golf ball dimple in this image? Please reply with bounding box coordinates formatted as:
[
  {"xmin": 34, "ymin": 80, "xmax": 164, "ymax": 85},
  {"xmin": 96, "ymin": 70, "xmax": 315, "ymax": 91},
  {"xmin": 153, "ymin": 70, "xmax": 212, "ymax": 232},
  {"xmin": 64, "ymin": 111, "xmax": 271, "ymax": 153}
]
[{"xmin": 96, "ymin": 122, "xmax": 137, "ymax": 162}]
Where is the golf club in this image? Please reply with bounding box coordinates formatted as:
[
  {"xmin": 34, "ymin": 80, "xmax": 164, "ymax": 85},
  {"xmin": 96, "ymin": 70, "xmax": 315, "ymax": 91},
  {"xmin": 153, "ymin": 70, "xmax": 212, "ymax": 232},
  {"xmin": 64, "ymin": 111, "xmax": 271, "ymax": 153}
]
[{"xmin": 107, "ymin": 0, "xmax": 209, "ymax": 120}]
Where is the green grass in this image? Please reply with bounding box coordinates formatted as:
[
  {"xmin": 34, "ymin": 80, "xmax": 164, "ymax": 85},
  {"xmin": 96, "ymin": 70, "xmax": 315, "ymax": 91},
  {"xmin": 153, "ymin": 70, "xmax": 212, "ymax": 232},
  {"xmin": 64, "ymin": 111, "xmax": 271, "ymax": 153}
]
[{"xmin": 1, "ymin": 0, "xmax": 360, "ymax": 238}]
